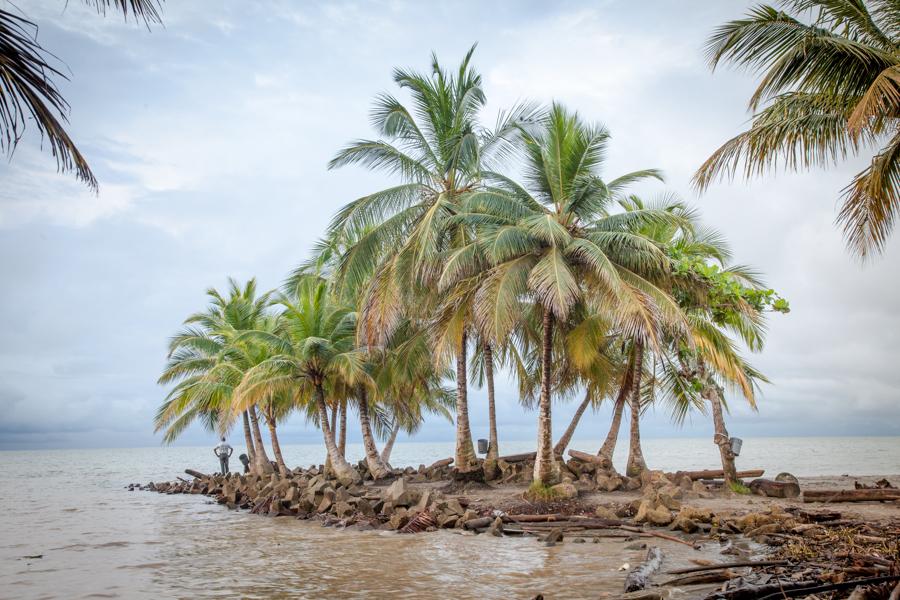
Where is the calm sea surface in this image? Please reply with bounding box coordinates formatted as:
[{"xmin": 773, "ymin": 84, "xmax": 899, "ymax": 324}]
[{"xmin": 1, "ymin": 437, "xmax": 897, "ymax": 599}]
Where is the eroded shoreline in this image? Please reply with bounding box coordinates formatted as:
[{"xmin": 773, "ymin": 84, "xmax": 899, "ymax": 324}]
[{"xmin": 135, "ymin": 461, "xmax": 900, "ymax": 599}]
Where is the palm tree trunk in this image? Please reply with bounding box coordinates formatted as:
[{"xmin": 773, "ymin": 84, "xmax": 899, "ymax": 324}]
[
  {"xmin": 242, "ymin": 410, "xmax": 255, "ymax": 463},
  {"xmin": 533, "ymin": 309, "xmax": 559, "ymax": 485},
  {"xmin": 625, "ymin": 341, "xmax": 648, "ymax": 478},
  {"xmin": 357, "ymin": 387, "xmax": 391, "ymax": 479},
  {"xmin": 597, "ymin": 360, "xmax": 634, "ymax": 470},
  {"xmin": 454, "ymin": 331, "xmax": 478, "ymax": 472},
  {"xmin": 338, "ymin": 398, "xmax": 347, "ymax": 459},
  {"xmin": 324, "ymin": 402, "xmax": 338, "ymax": 476},
  {"xmin": 248, "ymin": 405, "xmax": 273, "ymax": 474},
  {"xmin": 554, "ymin": 390, "xmax": 590, "ymax": 456},
  {"xmin": 314, "ymin": 383, "xmax": 359, "ymax": 485},
  {"xmin": 265, "ymin": 412, "xmax": 288, "ymax": 476},
  {"xmin": 381, "ymin": 420, "xmax": 400, "ymax": 466},
  {"xmin": 483, "ymin": 343, "xmax": 500, "ymax": 479},
  {"xmin": 706, "ymin": 383, "xmax": 738, "ymax": 486}
]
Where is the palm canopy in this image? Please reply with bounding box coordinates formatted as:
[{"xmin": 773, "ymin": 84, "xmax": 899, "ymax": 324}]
[
  {"xmin": 155, "ymin": 278, "xmax": 273, "ymax": 443},
  {"xmin": 446, "ymin": 103, "xmax": 685, "ymax": 347},
  {"xmin": 0, "ymin": 0, "xmax": 162, "ymax": 191},
  {"xmin": 327, "ymin": 45, "xmax": 537, "ymax": 341},
  {"xmin": 695, "ymin": 0, "xmax": 900, "ymax": 258}
]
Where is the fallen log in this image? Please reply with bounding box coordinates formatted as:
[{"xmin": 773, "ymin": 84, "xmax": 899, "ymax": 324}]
[
  {"xmin": 513, "ymin": 518, "xmax": 622, "ymax": 529},
  {"xmin": 748, "ymin": 478, "xmax": 800, "ymax": 498},
  {"xmin": 462, "ymin": 517, "xmax": 493, "ymax": 530},
  {"xmin": 803, "ymin": 489, "xmax": 900, "ymax": 503},
  {"xmin": 666, "ymin": 560, "xmax": 788, "ymax": 575},
  {"xmin": 625, "ymin": 546, "xmax": 663, "ymax": 592},
  {"xmin": 425, "ymin": 458, "xmax": 453, "ymax": 471},
  {"xmin": 567, "ymin": 449, "xmax": 612, "ymax": 466},
  {"xmin": 704, "ymin": 574, "xmax": 900, "ymax": 600},
  {"xmin": 505, "ymin": 513, "xmax": 566, "ymax": 523},
  {"xmin": 664, "ymin": 570, "xmax": 735, "ymax": 587},
  {"xmin": 497, "ymin": 452, "xmax": 535, "ymax": 463},
  {"xmin": 185, "ymin": 469, "xmax": 207, "ymax": 479},
  {"xmin": 676, "ymin": 469, "xmax": 764, "ymax": 481}
]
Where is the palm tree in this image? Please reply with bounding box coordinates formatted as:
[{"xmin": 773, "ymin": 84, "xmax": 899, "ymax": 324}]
[
  {"xmin": 662, "ymin": 226, "xmax": 787, "ymax": 484},
  {"xmin": 1, "ymin": 1, "xmax": 162, "ymax": 190},
  {"xmin": 234, "ymin": 278, "xmax": 367, "ymax": 485},
  {"xmin": 328, "ymin": 46, "xmax": 534, "ymax": 475},
  {"xmin": 695, "ymin": 0, "xmax": 900, "ymax": 258},
  {"xmin": 155, "ymin": 278, "xmax": 276, "ymax": 474},
  {"xmin": 449, "ymin": 104, "xmax": 684, "ymax": 486}
]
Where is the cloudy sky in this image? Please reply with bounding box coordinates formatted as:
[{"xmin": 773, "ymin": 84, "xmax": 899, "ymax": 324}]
[{"xmin": 1, "ymin": 0, "xmax": 898, "ymax": 451}]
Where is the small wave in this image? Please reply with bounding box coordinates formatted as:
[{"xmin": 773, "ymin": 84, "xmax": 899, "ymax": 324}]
[{"xmin": 117, "ymin": 562, "xmax": 167, "ymax": 570}]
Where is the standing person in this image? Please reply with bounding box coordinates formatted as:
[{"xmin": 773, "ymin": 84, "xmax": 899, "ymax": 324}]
[{"xmin": 214, "ymin": 437, "xmax": 233, "ymax": 475}]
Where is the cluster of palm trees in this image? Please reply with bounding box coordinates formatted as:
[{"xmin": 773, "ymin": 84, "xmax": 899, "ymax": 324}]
[{"xmin": 156, "ymin": 47, "xmax": 788, "ymax": 490}]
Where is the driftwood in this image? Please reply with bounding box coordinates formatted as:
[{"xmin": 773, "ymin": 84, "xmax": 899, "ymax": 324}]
[
  {"xmin": 625, "ymin": 546, "xmax": 663, "ymax": 592},
  {"xmin": 426, "ymin": 458, "xmax": 453, "ymax": 470},
  {"xmin": 664, "ymin": 570, "xmax": 735, "ymax": 587},
  {"xmin": 706, "ymin": 575, "xmax": 900, "ymax": 600},
  {"xmin": 185, "ymin": 469, "xmax": 208, "ymax": 479},
  {"xmin": 803, "ymin": 489, "xmax": 900, "ymax": 503},
  {"xmin": 505, "ymin": 513, "xmax": 566, "ymax": 523},
  {"xmin": 748, "ymin": 478, "xmax": 801, "ymax": 498},
  {"xmin": 567, "ymin": 449, "xmax": 611, "ymax": 466},
  {"xmin": 497, "ymin": 452, "xmax": 536, "ymax": 463},
  {"xmin": 676, "ymin": 469, "xmax": 764, "ymax": 481},
  {"xmin": 462, "ymin": 517, "xmax": 494, "ymax": 530},
  {"xmin": 666, "ymin": 560, "xmax": 788, "ymax": 575}
]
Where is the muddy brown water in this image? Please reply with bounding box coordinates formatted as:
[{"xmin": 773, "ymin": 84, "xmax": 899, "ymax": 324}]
[{"xmin": 4, "ymin": 440, "xmax": 897, "ymax": 599}]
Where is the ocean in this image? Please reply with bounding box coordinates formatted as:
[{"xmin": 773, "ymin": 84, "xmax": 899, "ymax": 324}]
[{"xmin": 1, "ymin": 437, "xmax": 897, "ymax": 599}]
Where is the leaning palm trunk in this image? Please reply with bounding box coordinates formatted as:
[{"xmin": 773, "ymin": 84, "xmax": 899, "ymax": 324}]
[
  {"xmin": 265, "ymin": 414, "xmax": 289, "ymax": 476},
  {"xmin": 705, "ymin": 383, "xmax": 738, "ymax": 486},
  {"xmin": 242, "ymin": 410, "xmax": 255, "ymax": 463},
  {"xmin": 483, "ymin": 344, "xmax": 500, "ymax": 479},
  {"xmin": 554, "ymin": 391, "xmax": 590, "ymax": 456},
  {"xmin": 314, "ymin": 384, "xmax": 359, "ymax": 485},
  {"xmin": 454, "ymin": 332, "xmax": 478, "ymax": 473},
  {"xmin": 248, "ymin": 405, "xmax": 274, "ymax": 474},
  {"xmin": 357, "ymin": 388, "xmax": 391, "ymax": 479},
  {"xmin": 625, "ymin": 341, "xmax": 648, "ymax": 478},
  {"xmin": 597, "ymin": 364, "xmax": 634, "ymax": 470},
  {"xmin": 533, "ymin": 310, "xmax": 559, "ymax": 485},
  {"xmin": 381, "ymin": 421, "xmax": 400, "ymax": 467}
]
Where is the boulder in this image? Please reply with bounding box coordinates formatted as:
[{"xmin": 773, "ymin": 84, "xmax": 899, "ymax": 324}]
[
  {"xmin": 388, "ymin": 508, "xmax": 410, "ymax": 530},
  {"xmin": 594, "ymin": 505, "xmax": 619, "ymax": 520},
  {"xmin": 384, "ymin": 478, "xmax": 419, "ymax": 507},
  {"xmin": 487, "ymin": 516, "xmax": 504, "ymax": 537},
  {"xmin": 333, "ymin": 501, "xmax": 354, "ymax": 518},
  {"xmin": 551, "ymin": 482, "xmax": 578, "ymax": 500}
]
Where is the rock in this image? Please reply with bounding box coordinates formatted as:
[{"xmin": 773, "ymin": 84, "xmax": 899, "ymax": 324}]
[
  {"xmin": 624, "ymin": 477, "xmax": 642, "ymax": 491},
  {"xmin": 657, "ymin": 490, "xmax": 682, "ymax": 511},
  {"xmin": 487, "ymin": 516, "xmax": 504, "ymax": 537},
  {"xmin": 356, "ymin": 498, "xmax": 375, "ymax": 517},
  {"xmin": 458, "ymin": 509, "xmax": 478, "ymax": 528},
  {"xmin": 384, "ymin": 478, "xmax": 419, "ymax": 507},
  {"xmin": 775, "ymin": 472, "xmax": 799, "ymax": 484},
  {"xmin": 594, "ymin": 505, "xmax": 619, "ymax": 520},
  {"xmin": 317, "ymin": 494, "xmax": 333, "ymax": 513},
  {"xmin": 634, "ymin": 499, "xmax": 654, "ymax": 523},
  {"xmin": 647, "ymin": 507, "xmax": 674, "ymax": 526},
  {"xmin": 551, "ymin": 482, "xmax": 578, "ymax": 500},
  {"xmin": 572, "ymin": 537, "xmax": 585, "ymax": 543},
  {"xmin": 333, "ymin": 501, "xmax": 354, "ymax": 518},
  {"xmin": 388, "ymin": 508, "xmax": 409, "ymax": 530},
  {"xmin": 542, "ymin": 528, "xmax": 564, "ymax": 546},
  {"xmin": 669, "ymin": 515, "xmax": 698, "ymax": 534}
]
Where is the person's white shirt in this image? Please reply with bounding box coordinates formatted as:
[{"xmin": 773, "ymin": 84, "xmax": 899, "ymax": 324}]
[{"xmin": 215, "ymin": 442, "xmax": 232, "ymax": 457}]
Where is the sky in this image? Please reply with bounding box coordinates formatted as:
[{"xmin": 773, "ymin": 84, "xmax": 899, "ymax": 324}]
[{"xmin": 1, "ymin": 0, "xmax": 898, "ymax": 451}]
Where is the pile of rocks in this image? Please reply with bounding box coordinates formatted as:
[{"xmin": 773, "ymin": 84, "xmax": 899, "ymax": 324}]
[{"xmin": 132, "ymin": 468, "xmax": 485, "ymax": 532}]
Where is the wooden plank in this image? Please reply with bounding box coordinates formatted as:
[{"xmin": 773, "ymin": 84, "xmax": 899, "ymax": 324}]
[{"xmin": 675, "ymin": 468, "xmax": 764, "ymax": 481}]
